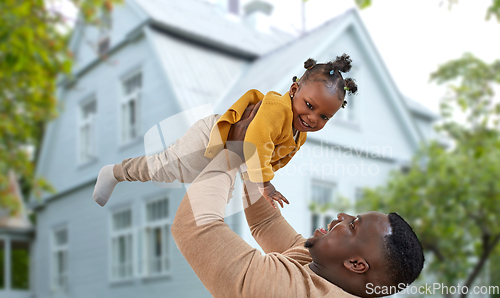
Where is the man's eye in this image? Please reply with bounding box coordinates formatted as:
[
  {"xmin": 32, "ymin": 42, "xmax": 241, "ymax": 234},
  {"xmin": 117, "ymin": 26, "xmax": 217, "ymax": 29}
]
[
  {"xmin": 306, "ymin": 102, "xmax": 313, "ymax": 109},
  {"xmin": 350, "ymin": 220, "xmax": 355, "ymax": 229}
]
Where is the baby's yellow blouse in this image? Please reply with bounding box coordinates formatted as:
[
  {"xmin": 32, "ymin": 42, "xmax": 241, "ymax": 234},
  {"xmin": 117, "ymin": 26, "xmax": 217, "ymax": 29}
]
[{"xmin": 204, "ymin": 89, "xmax": 307, "ymax": 183}]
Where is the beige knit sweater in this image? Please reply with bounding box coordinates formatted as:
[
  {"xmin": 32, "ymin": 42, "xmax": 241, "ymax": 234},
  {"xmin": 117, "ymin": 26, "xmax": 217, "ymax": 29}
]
[{"xmin": 171, "ymin": 150, "xmax": 359, "ymax": 298}]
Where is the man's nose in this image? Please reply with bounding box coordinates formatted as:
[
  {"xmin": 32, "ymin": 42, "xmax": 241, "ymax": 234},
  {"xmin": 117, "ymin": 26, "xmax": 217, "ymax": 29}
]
[{"xmin": 337, "ymin": 213, "xmax": 354, "ymax": 221}]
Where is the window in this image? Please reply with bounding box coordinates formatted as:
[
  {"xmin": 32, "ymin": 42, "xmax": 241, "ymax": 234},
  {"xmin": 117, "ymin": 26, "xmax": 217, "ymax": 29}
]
[
  {"xmin": 354, "ymin": 187, "xmax": 364, "ymax": 203},
  {"xmin": 336, "ymin": 71, "xmax": 358, "ymax": 123},
  {"xmin": 143, "ymin": 197, "xmax": 170, "ymax": 276},
  {"xmin": 121, "ymin": 71, "xmax": 142, "ymax": 144},
  {"xmin": 79, "ymin": 99, "xmax": 97, "ymax": 163},
  {"xmin": 98, "ymin": 38, "xmax": 110, "ymax": 56},
  {"xmin": 97, "ymin": 8, "xmax": 112, "ymax": 56},
  {"xmin": 401, "ymin": 165, "xmax": 411, "ymax": 175},
  {"xmin": 11, "ymin": 241, "xmax": 30, "ymax": 290},
  {"xmin": 110, "ymin": 209, "xmax": 133, "ymax": 281},
  {"xmin": 0, "ymin": 240, "xmax": 3, "ymax": 289},
  {"xmin": 52, "ymin": 228, "xmax": 68, "ymax": 291},
  {"xmin": 354, "ymin": 187, "xmax": 364, "ymax": 212},
  {"xmin": 310, "ymin": 181, "xmax": 337, "ymax": 235},
  {"xmin": 337, "ymin": 94, "xmax": 356, "ymax": 122},
  {"xmin": 0, "ymin": 239, "xmax": 30, "ymax": 291}
]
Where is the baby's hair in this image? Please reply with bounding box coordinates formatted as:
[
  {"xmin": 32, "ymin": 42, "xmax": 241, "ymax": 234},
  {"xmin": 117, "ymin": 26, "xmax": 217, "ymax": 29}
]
[{"xmin": 296, "ymin": 54, "xmax": 358, "ymax": 108}]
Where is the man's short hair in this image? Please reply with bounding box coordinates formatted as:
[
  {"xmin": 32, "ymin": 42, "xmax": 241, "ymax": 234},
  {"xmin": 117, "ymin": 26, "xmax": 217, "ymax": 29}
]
[{"xmin": 383, "ymin": 212, "xmax": 425, "ymax": 289}]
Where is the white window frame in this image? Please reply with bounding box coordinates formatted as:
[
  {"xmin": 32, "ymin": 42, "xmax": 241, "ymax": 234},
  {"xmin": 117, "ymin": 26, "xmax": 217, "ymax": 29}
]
[
  {"xmin": 310, "ymin": 180, "xmax": 338, "ymax": 235},
  {"xmin": 78, "ymin": 97, "xmax": 97, "ymax": 164},
  {"xmin": 142, "ymin": 196, "xmax": 171, "ymax": 277},
  {"xmin": 120, "ymin": 70, "xmax": 142, "ymax": 145},
  {"xmin": 109, "ymin": 208, "xmax": 134, "ymax": 282},
  {"xmin": 51, "ymin": 226, "xmax": 68, "ymax": 292}
]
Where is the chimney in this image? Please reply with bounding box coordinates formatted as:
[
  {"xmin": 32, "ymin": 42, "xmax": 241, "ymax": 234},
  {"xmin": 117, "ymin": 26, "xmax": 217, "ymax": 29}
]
[
  {"xmin": 228, "ymin": 0, "xmax": 239, "ymax": 15},
  {"xmin": 243, "ymin": 0, "xmax": 274, "ymax": 33},
  {"xmin": 213, "ymin": 0, "xmax": 240, "ymax": 16}
]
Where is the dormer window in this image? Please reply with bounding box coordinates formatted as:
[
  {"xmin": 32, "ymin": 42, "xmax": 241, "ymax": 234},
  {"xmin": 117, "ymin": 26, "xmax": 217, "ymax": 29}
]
[{"xmin": 97, "ymin": 8, "xmax": 112, "ymax": 56}]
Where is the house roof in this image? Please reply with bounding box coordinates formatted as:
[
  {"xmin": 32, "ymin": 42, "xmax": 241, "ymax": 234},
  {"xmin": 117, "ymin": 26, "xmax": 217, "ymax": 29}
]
[
  {"xmin": 215, "ymin": 10, "xmax": 351, "ymax": 108},
  {"xmin": 147, "ymin": 28, "xmax": 249, "ymax": 113},
  {"xmin": 215, "ymin": 8, "xmax": 430, "ymax": 148},
  {"xmin": 134, "ymin": 0, "xmax": 294, "ymax": 57},
  {"xmin": 0, "ymin": 171, "xmax": 32, "ymax": 230},
  {"xmin": 405, "ymin": 96, "xmax": 440, "ymax": 120}
]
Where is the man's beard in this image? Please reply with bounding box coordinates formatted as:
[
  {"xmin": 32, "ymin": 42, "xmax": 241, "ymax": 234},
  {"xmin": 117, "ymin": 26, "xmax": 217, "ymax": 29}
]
[{"xmin": 304, "ymin": 239, "xmax": 313, "ymax": 248}]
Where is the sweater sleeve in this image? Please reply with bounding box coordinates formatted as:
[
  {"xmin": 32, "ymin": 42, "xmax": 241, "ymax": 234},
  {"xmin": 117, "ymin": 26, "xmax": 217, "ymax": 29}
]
[
  {"xmin": 244, "ymin": 100, "xmax": 290, "ymax": 183},
  {"xmin": 242, "ymin": 179, "xmax": 307, "ymax": 254},
  {"xmin": 171, "ymin": 150, "xmax": 311, "ymax": 298}
]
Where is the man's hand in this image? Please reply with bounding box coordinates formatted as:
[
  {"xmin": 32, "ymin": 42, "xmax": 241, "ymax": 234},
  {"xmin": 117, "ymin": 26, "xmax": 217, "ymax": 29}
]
[{"xmin": 225, "ymin": 101, "xmax": 262, "ymax": 159}]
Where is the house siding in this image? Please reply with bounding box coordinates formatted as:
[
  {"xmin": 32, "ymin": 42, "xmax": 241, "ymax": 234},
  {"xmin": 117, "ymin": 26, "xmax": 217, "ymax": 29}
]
[{"xmin": 33, "ymin": 181, "xmax": 211, "ymax": 298}]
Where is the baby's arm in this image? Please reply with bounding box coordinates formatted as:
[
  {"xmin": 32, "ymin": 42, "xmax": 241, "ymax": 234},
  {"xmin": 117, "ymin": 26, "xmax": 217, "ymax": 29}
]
[{"xmin": 257, "ymin": 181, "xmax": 289, "ymax": 209}]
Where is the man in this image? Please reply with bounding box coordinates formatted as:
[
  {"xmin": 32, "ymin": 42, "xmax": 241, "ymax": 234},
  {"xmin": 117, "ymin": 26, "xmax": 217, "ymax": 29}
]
[{"xmin": 171, "ymin": 103, "xmax": 424, "ymax": 297}]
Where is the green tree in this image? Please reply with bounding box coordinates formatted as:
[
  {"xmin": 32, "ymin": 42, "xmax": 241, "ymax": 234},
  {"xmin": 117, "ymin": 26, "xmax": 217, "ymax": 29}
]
[
  {"xmin": 0, "ymin": 0, "xmax": 119, "ymax": 216},
  {"xmin": 358, "ymin": 53, "xmax": 500, "ymax": 296},
  {"xmin": 354, "ymin": 0, "xmax": 500, "ymax": 20},
  {"xmin": 350, "ymin": 1, "xmax": 500, "ymax": 295}
]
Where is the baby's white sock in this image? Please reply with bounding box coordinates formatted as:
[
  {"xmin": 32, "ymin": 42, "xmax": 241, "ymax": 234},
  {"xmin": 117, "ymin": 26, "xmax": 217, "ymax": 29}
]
[{"xmin": 93, "ymin": 165, "xmax": 119, "ymax": 206}]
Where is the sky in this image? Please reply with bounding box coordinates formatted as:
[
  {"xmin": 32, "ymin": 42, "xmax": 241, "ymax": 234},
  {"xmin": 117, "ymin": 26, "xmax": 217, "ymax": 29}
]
[
  {"xmin": 250, "ymin": 0, "xmax": 500, "ymax": 114},
  {"xmin": 53, "ymin": 0, "xmax": 500, "ymax": 114}
]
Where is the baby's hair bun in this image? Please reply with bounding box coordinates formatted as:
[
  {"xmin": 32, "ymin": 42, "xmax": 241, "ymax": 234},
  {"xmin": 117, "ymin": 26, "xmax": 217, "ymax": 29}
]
[
  {"xmin": 344, "ymin": 78, "xmax": 358, "ymax": 95},
  {"xmin": 335, "ymin": 54, "xmax": 352, "ymax": 73},
  {"xmin": 304, "ymin": 58, "xmax": 317, "ymax": 70},
  {"xmin": 292, "ymin": 76, "xmax": 298, "ymax": 83}
]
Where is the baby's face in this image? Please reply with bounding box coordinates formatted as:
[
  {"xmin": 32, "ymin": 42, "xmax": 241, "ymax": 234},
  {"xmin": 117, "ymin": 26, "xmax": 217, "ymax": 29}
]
[{"xmin": 290, "ymin": 81, "xmax": 342, "ymax": 132}]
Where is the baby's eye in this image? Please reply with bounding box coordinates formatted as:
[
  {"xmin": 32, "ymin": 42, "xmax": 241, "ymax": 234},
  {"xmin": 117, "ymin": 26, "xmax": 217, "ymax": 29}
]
[
  {"xmin": 306, "ymin": 102, "xmax": 313, "ymax": 109},
  {"xmin": 321, "ymin": 115, "xmax": 329, "ymax": 121}
]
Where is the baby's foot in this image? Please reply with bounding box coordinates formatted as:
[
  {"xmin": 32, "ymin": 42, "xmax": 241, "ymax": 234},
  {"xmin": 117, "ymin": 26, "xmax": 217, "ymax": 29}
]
[{"xmin": 93, "ymin": 165, "xmax": 119, "ymax": 206}]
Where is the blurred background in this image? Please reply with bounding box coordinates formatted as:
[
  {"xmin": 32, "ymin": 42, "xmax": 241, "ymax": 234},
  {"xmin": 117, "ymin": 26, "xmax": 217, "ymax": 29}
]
[{"xmin": 1, "ymin": 0, "xmax": 499, "ymax": 297}]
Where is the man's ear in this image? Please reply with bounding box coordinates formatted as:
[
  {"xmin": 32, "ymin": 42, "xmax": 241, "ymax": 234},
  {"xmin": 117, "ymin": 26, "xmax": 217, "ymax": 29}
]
[{"xmin": 343, "ymin": 258, "xmax": 369, "ymax": 274}]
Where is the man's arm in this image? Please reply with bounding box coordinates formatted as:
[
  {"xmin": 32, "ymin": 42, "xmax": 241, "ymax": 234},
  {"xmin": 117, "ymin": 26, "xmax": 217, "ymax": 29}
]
[
  {"xmin": 171, "ymin": 104, "xmax": 313, "ymax": 297},
  {"xmin": 171, "ymin": 150, "xmax": 310, "ymax": 297},
  {"xmin": 242, "ymin": 179, "xmax": 306, "ymax": 254},
  {"xmin": 233, "ymin": 102, "xmax": 305, "ymax": 254}
]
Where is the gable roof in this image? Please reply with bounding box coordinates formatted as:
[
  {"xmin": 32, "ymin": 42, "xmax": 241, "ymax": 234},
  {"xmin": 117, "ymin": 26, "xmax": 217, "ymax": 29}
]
[
  {"xmin": 214, "ymin": 10, "xmax": 350, "ymax": 108},
  {"xmin": 0, "ymin": 171, "xmax": 32, "ymax": 230},
  {"xmin": 146, "ymin": 27, "xmax": 249, "ymax": 113},
  {"xmin": 405, "ymin": 96, "xmax": 439, "ymax": 120},
  {"xmin": 216, "ymin": 8, "xmax": 428, "ymax": 149}
]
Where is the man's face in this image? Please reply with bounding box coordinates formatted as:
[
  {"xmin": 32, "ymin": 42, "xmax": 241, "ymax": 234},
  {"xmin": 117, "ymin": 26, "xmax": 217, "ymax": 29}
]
[{"xmin": 306, "ymin": 212, "xmax": 392, "ymax": 273}]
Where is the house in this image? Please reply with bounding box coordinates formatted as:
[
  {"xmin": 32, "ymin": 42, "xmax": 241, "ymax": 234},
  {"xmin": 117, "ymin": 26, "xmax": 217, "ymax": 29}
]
[
  {"xmin": 0, "ymin": 171, "xmax": 32, "ymax": 298},
  {"xmin": 26, "ymin": 0, "xmax": 438, "ymax": 297}
]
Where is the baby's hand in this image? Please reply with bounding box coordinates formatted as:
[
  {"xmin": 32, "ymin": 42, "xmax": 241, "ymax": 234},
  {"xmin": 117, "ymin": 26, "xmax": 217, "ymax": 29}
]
[{"xmin": 258, "ymin": 182, "xmax": 289, "ymax": 209}]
